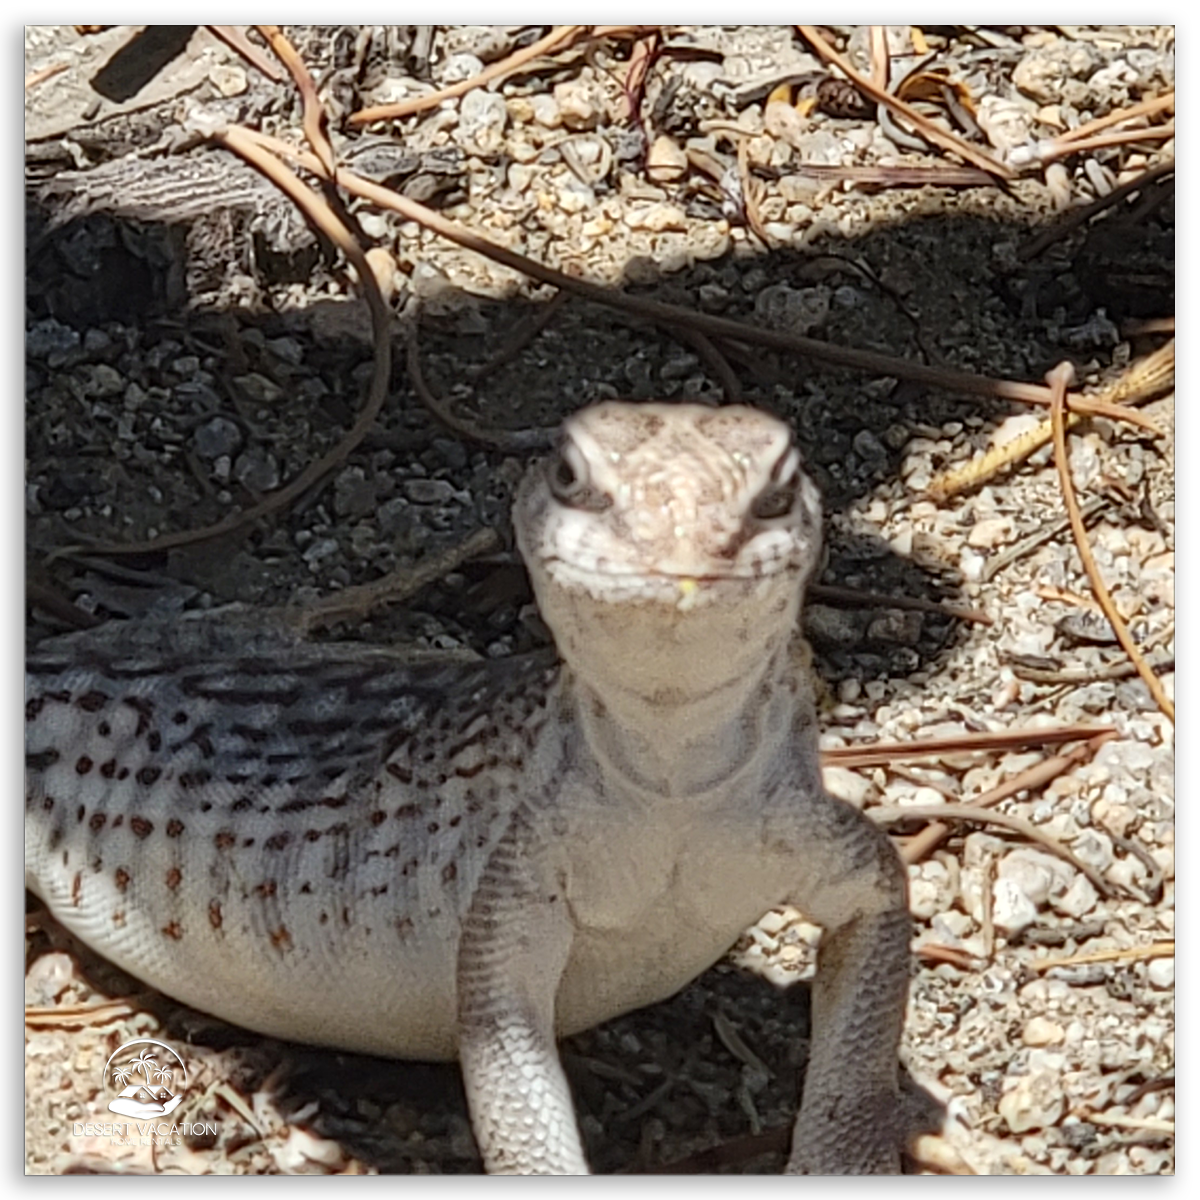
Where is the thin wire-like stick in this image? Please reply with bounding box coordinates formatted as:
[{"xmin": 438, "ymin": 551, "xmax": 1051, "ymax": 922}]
[
  {"xmin": 1034, "ymin": 123, "xmax": 1174, "ymax": 165},
  {"xmin": 1027, "ymin": 941, "xmax": 1174, "ymax": 973},
  {"xmin": 233, "ymin": 128, "xmax": 1161, "ymax": 434},
  {"xmin": 53, "ymin": 128, "xmax": 392, "ymax": 560},
  {"xmin": 256, "ymin": 24, "xmax": 336, "ymax": 178},
  {"xmin": 796, "ymin": 25, "xmax": 1013, "ymax": 179},
  {"xmin": 1018, "ymin": 160, "xmax": 1174, "ymax": 261},
  {"xmin": 822, "ymin": 723, "xmax": 1114, "ymax": 769},
  {"xmin": 1047, "ymin": 363, "xmax": 1174, "ymax": 723},
  {"xmin": 869, "ymin": 803, "xmax": 1112, "ymax": 897},
  {"xmin": 349, "ymin": 25, "xmax": 590, "ymax": 124},
  {"xmin": 897, "ymin": 732, "xmax": 1113, "ymax": 864},
  {"xmin": 1052, "ymin": 91, "xmax": 1174, "ymax": 145}
]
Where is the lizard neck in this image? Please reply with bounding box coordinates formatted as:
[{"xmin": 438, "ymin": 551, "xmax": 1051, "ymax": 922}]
[{"xmin": 557, "ymin": 597, "xmax": 806, "ymax": 798}]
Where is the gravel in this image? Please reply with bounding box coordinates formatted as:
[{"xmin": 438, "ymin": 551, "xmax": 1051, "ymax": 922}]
[{"xmin": 25, "ymin": 23, "xmax": 1173, "ymax": 1177}]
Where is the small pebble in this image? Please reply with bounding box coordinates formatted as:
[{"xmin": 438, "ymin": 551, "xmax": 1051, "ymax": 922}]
[
  {"xmin": 999, "ymin": 1071, "xmax": 1067, "ymax": 1133},
  {"xmin": 1146, "ymin": 958, "xmax": 1174, "ymax": 989}
]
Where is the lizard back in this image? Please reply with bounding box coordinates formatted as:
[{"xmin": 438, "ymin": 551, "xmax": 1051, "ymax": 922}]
[{"xmin": 25, "ymin": 615, "xmax": 557, "ymax": 1058}]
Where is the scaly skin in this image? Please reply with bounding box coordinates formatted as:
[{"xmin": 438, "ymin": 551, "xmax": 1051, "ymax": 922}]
[{"xmin": 26, "ymin": 401, "xmax": 911, "ymax": 1174}]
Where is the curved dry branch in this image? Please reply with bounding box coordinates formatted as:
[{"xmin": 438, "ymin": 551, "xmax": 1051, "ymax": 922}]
[{"xmin": 53, "ymin": 127, "xmax": 392, "ymax": 561}]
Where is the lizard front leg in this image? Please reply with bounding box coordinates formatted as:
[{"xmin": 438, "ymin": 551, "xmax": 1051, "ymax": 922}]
[
  {"xmin": 781, "ymin": 805, "xmax": 912, "ymax": 1174},
  {"xmin": 457, "ymin": 816, "xmax": 588, "ymax": 1175}
]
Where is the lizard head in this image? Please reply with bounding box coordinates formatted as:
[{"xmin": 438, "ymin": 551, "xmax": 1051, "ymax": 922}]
[{"xmin": 515, "ymin": 402, "xmax": 822, "ymax": 705}]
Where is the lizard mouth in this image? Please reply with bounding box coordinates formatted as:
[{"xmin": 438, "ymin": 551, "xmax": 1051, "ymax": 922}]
[
  {"xmin": 543, "ymin": 553, "xmax": 801, "ymax": 583},
  {"xmin": 542, "ymin": 558, "xmax": 799, "ymax": 601}
]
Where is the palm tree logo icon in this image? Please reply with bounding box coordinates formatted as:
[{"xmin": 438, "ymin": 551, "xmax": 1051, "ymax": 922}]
[{"xmin": 103, "ymin": 1040, "xmax": 189, "ymax": 1118}]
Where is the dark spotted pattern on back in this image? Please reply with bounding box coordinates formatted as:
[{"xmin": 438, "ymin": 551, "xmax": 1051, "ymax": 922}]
[{"xmin": 25, "ymin": 613, "xmax": 560, "ymax": 966}]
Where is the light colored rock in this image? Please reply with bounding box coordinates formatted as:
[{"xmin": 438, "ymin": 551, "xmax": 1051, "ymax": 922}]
[
  {"xmin": 756, "ymin": 908, "xmax": 789, "ymax": 936},
  {"xmin": 555, "ymin": 178, "xmax": 595, "ymax": 214},
  {"xmin": 908, "ymin": 878, "xmax": 942, "ymax": 921},
  {"xmin": 554, "ymin": 78, "xmax": 604, "ymax": 130},
  {"xmin": 25, "ymin": 952, "xmax": 76, "ymax": 1007},
  {"xmin": 1022, "ymin": 1017, "xmax": 1065, "ymax": 1047},
  {"xmin": 1052, "ymin": 873, "xmax": 1098, "ymax": 918},
  {"xmin": 999, "ymin": 848, "xmax": 1070, "ymax": 907},
  {"xmin": 960, "ymin": 549, "xmax": 985, "ymax": 582},
  {"xmin": 439, "ymin": 53, "xmax": 484, "ymax": 84},
  {"xmin": 529, "ymin": 93, "xmax": 562, "ymax": 128},
  {"xmin": 209, "ymin": 63, "xmax": 248, "ymax": 97},
  {"xmin": 967, "ymin": 517, "xmax": 1013, "ymax": 549},
  {"xmin": 566, "ymin": 137, "xmax": 613, "ymax": 187},
  {"xmin": 977, "ymin": 95, "xmax": 1036, "ymax": 152},
  {"xmin": 1147, "ymin": 957, "xmax": 1174, "ymax": 989},
  {"xmin": 992, "ymin": 877, "xmax": 1039, "ymax": 937},
  {"xmin": 1071, "ymin": 829, "xmax": 1115, "ymax": 873},
  {"xmin": 821, "ymin": 765, "xmax": 872, "ymax": 808},
  {"xmin": 443, "ymin": 26, "xmax": 513, "ymax": 63},
  {"xmin": 1012, "ymin": 43, "xmax": 1102, "ymax": 103},
  {"xmin": 646, "ymin": 135, "xmax": 688, "ymax": 183},
  {"xmin": 1045, "ymin": 161, "xmax": 1072, "ymax": 208},
  {"xmin": 1127, "ymin": 1147, "xmax": 1175, "ymax": 1174},
  {"xmin": 270, "ymin": 1126, "xmax": 346, "ymax": 1173},
  {"xmin": 931, "ymin": 910, "xmax": 974, "ymax": 940},
  {"xmin": 624, "ymin": 202, "xmax": 688, "ymax": 232},
  {"xmin": 998, "ymin": 1071, "xmax": 1066, "ymax": 1133},
  {"xmin": 457, "ymin": 89, "xmax": 508, "ymax": 156},
  {"xmin": 889, "ymin": 785, "xmax": 945, "ymax": 809},
  {"xmin": 507, "ymin": 162, "xmax": 534, "ymax": 192}
]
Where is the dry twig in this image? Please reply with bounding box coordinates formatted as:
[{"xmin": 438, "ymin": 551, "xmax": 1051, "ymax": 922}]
[
  {"xmin": 796, "ymin": 25, "xmax": 1013, "ymax": 179},
  {"xmin": 870, "ymin": 804, "xmax": 1112, "ymax": 898},
  {"xmin": 1048, "ymin": 362, "xmax": 1174, "ymax": 723},
  {"xmin": 24, "ymin": 61, "xmax": 69, "ymax": 90},
  {"xmin": 468, "ymin": 290, "xmax": 570, "ymax": 381},
  {"xmin": 1007, "ymin": 655, "xmax": 1173, "ymax": 687},
  {"xmin": 405, "ymin": 309, "xmax": 553, "ymax": 451},
  {"xmin": 286, "ymin": 527, "xmax": 501, "ymax": 634},
  {"xmin": 868, "ymin": 26, "xmax": 890, "ymax": 93},
  {"xmin": 57, "ymin": 126, "xmax": 392, "ymax": 561},
  {"xmin": 25, "ymin": 999, "xmax": 142, "ymax": 1028},
  {"xmin": 927, "ymin": 338, "xmax": 1174, "ymax": 500},
  {"xmin": 807, "ymin": 582, "xmax": 991, "ymax": 626},
  {"xmin": 916, "ymin": 943, "xmax": 979, "ymax": 970},
  {"xmin": 1029, "ymin": 122, "xmax": 1174, "ymax": 166},
  {"xmin": 736, "ymin": 134, "xmax": 770, "ymax": 244},
  {"xmin": 821, "ymin": 722, "xmax": 1114, "ymax": 770},
  {"xmin": 980, "ymin": 498, "xmax": 1106, "ymax": 583},
  {"xmin": 1027, "ymin": 940, "xmax": 1173, "ymax": 973},
  {"xmin": 207, "ymin": 25, "xmax": 284, "ymax": 82},
  {"xmin": 1018, "ymin": 160, "xmax": 1174, "ymax": 260},
  {"xmin": 349, "ymin": 26, "xmax": 592, "ymax": 124},
  {"xmin": 240, "ymin": 130, "xmax": 1160, "ymax": 435},
  {"xmin": 897, "ymin": 731, "xmax": 1113, "ymax": 865},
  {"xmin": 1053, "ymin": 91, "xmax": 1174, "ymax": 146},
  {"xmin": 256, "ymin": 24, "xmax": 335, "ymax": 178},
  {"xmin": 1078, "ymin": 1112, "xmax": 1174, "ymax": 1135}
]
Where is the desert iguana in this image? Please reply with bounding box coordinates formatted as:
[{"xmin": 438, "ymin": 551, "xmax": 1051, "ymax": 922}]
[{"xmin": 25, "ymin": 401, "xmax": 912, "ymax": 1174}]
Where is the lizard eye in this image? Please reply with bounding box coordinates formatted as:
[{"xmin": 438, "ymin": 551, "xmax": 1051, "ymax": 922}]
[
  {"xmin": 548, "ymin": 440, "xmax": 611, "ymax": 511},
  {"xmin": 752, "ymin": 446, "xmax": 801, "ymax": 520}
]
